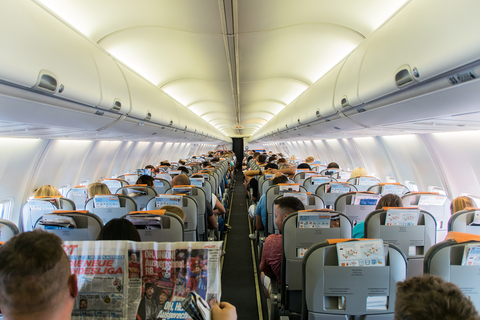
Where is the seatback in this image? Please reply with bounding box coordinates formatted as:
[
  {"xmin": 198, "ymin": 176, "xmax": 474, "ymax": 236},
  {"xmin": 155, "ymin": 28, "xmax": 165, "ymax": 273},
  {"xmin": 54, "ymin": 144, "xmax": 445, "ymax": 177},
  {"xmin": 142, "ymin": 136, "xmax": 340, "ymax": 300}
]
[
  {"xmin": 294, "ymin": 171, "xmax": 317, "ymax": 187},
  {"xmin": 424, "ymin": 234, "xmax": 480, "ymax": 310},
  {"xmin": 21, "ymin": 197, "xmax": 76, "ymax": 232},
  {"xmin": 303, "ymin": 175, "xmax": 336, "ymax": 194},
  {"xmin": 85, "ymin": 195, "xmax": 137, "ymax": 225},
  {"xmin": 124, "ymin": 210, "xmax": 184, "ymax": 242},
  {"xmin": 367, "ymin": 183, "xmax": 409, "ymax": 196},
  {"xmin": 315, "ymin": 182, "xmax": 357, "ymax": 209},
  {"xmin": 116, "ymin": 185, "xmax": 157, "ymax": 210},
  {"xmin": 320, "ymin": 168, "xmax": 340, "ymax": 176},
  {"xmin": 335, "ymin": 192, "xmax": 382, "ymax": 225},
  {"xmin": 66, "ymin": 185, "xmax": 88, "ymax": 209},
  {"xmin": 34, "ymin": 210, "xmax": 103, "ymax": 241},
  {"xmin": 119, "ymin": 173, "xmax": 140, "ymax": 185},
  {"xmin": 156, "ymin": 172, "xmax": 173, "ymax": 182},
  {"xmin": 260, "ymin": 177, "xmax": 274, "ymax": 197},
  {"xmin": 0, "ymin": 218, "xmax": 19, "ymax": 241},
  {"xmin": 102, "ymin": 179, "xmax": 128, "ymax": 194},
  {"xmin": 330, "ymin": 171, "xmax": 352, "ymax": 182},
  {"xmin": 402, "ymin": 192, "xmax": 450, "ymax": 240},
  {"xmin": 347, "ymin": 176, "xmax": 382, "ymax": 192},
  {"xmin": 153, "ymin": 178, "xmax": 172, "ymax": 195},
  {"xmin": 365, "ymin": 208, "xmax": 437, "ymax": 278},
  {"xmin": 282, "ymin": 210, "xmax": 352, "ymax": 315},
  {"xmin": 302, "ymin": 240, "xmax": 407, "ymax": 320},
  {"xmin": 168, "ymin": 186, "xmax": 208, "ymax": 241},
  {"xmin": 146, "ymin": 195, "xmax": 199, "ymax": 241},
  {"xmin": 265, "ymin": 184, "xmax": 307, "ymax": 235},
  {"xmin": 449, "ymin": 208, "xmax": 480, "ymax": 234}
]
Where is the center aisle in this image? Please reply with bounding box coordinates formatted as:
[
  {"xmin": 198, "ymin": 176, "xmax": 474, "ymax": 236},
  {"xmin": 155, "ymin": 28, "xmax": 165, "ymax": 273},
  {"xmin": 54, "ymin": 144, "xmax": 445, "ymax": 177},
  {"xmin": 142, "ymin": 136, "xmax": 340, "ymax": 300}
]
[{"xmin": 221, "ymin": 171, "xmax": 261, "ymax": 319}]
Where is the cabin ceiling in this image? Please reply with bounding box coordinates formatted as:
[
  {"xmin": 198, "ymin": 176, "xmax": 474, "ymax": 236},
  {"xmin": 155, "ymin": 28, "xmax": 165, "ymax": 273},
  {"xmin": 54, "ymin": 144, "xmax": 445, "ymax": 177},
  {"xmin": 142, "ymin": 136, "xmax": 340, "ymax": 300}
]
[{"xmin": 34, "ymin": 0, "xmax": 409, "ymax": 138}]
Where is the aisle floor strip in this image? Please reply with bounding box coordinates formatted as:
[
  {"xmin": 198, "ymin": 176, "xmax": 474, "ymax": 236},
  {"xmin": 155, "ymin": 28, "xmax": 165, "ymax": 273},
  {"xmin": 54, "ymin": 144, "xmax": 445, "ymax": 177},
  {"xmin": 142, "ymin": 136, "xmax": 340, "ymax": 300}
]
[
  {"xmin": 221, "ymin": 190, "xmax": 234, "ymax": 272},
  {"xmin": 249, "ymin": 199, "xmax": 264, "ymax": 320}
]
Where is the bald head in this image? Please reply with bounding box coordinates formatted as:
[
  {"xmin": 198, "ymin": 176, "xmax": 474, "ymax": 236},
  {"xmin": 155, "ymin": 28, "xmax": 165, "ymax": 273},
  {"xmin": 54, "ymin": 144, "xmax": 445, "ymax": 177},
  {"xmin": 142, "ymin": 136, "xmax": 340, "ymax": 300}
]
[{"xmin": 172, "ymin": 174, "xmax": 191, "ymax": 186}]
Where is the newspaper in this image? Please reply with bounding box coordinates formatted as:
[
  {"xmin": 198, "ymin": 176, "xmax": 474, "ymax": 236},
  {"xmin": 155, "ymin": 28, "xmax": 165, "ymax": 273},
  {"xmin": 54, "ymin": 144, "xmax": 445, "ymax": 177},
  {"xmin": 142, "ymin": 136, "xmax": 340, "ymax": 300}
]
[
  {"xmin": 65, "ymin": 240, "xmax": 223, "ymax": 320},
  {"xmin": 462, "ymin": 244, "xmax": 480, "ymax": 266},
  {"xmin": 385, "ymin": 208, "xmax": 419, "ymax": 226},
  {"xmin": 336, "ymin": 239, "xmax": 385, "ymax": 267},
  {"xmin": 94, "ymin": 195, "xmax": 121, "ymax": 208}
]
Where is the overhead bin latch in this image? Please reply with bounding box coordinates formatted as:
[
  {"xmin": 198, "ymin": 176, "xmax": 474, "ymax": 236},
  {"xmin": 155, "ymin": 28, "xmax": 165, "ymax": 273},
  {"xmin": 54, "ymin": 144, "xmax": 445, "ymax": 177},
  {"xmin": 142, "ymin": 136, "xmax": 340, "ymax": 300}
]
[
  {"xmin": 395, "ymin": 64, "xmax": 419, "ymax": 88},
  {"xmin": 34, "ymin": 70, "xmax": 58, "ymax": 93},
  {"xmin": 111, "ymin": 99, "xmax": 122, "ymax": 112}
]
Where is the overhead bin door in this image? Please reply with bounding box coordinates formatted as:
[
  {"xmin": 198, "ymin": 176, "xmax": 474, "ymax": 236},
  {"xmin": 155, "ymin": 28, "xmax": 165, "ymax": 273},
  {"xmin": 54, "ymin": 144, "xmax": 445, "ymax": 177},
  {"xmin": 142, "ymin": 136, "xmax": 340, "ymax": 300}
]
[
  {"xmin": 333, "ymin": 44, "xmax": 369, "ymax": 111},
  {"xmin": 0, "ymin": 1, "xmax": 100, "ymax": 107},
  {"xmin": 359, "ymin": 0, "xmax": 480, "ymax": 103},
  {"xmin": 306, "ymin": 59, "xmax": 345, "ymax": 121}
]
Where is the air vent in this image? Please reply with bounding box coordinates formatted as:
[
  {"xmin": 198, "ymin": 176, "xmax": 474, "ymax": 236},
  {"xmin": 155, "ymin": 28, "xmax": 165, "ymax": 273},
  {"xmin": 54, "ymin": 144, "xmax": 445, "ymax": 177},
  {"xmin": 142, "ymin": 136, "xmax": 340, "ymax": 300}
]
[
  {"xmin": 449, "ymin": 72, "xmax": 476, "ymax": 85},
  {"xmin": 341, "ymin": 96, "xmax": 350, "ymax": 108},
  {"xmin": 169, "ymin": 120, "xmax": 173, "ymax": 126},
  {"xmin": 316, "ymin": 110, "xmax": 321, "ymax": 118},
  {"xmin": 334, "ymin": 127, "xmax": 341, "ymax": 130},
  {"xmin": 145, "ymin": 111, "xmax": 152, "ymax": 121},
  {"xmin": 325, "ymin": 118, "xmax": 331, "ymax": 122},
  {"xmin": 36, "ymin": 71, "xmax": 57, "ymax": 92},
  {"xmin": 357, "ymin": 107, "xmax": 366, "ymax": 113},
  {"xmin": 95, "ymin": 111, "xmax": 104, "ymax": 116},
  {"xmin": 395, "ymin": 68, "xmax": 413, "ymax": 87},
  {"xmin": 297, "ymin": 118, "xmax": 301, "ymax": 124},
  {"xmin": 285, "ymin": 124, "xmax": 288, "ymax": 129},
  {"xmin": 111, "ymin": 99, "xmax": 122, "ymax": 112}
]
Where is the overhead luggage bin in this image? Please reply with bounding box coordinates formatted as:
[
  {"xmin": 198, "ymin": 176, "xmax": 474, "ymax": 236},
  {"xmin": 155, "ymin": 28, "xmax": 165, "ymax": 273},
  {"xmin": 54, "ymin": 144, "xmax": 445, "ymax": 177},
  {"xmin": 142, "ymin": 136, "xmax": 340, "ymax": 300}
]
[
  {"xmin": 90, "ymin": 51, "xmax": 130, "ymax": 114},
  {"xmin": 306, "ymin": 59, "xmax": 345, "ymax": 120},
  {"xmin": 358, "ymin": 0, "xmax": 480, "ymax": 104},
  {"xmin": 333, "ymin": 43, "xmax": 370, "ymax": 112},
  {"xmin": 0, "ymin": 0, "xmax": 100, "ymax": 107}
]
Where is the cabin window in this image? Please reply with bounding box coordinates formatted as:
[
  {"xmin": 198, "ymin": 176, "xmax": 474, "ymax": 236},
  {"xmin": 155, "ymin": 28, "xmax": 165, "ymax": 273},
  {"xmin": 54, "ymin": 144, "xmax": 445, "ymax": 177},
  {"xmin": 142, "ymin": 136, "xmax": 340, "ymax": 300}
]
[
  {"xmin": 58, "ymin": 184, "xmax": 71, "ymax": 197},
  {"xmin": 0, "ymin": 198, "xmax": 13, "ymax": 220}
]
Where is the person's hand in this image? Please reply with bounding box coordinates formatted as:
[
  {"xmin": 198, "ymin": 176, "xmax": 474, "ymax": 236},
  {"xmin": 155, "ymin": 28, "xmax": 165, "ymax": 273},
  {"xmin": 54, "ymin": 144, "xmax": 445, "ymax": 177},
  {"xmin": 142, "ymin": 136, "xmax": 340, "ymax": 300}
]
[{"xmin": 210, "ymin": 300, "xmax": 237, "ymax": 320}]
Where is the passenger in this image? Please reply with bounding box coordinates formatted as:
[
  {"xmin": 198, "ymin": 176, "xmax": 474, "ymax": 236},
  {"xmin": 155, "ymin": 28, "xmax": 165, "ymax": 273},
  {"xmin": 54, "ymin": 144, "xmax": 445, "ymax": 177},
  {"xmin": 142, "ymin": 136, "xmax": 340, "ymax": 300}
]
[
  {"xmin": 171, "ymin": 174, "xmax": 217, "ymax": 229},
  {"xmin": 260, "ymin": 197, "xmax": 305, "ymax": 297},
  {"xmin": 353, "ymin": 193, "xmax": 403, "ymax": 238},
  {"xmin": 0, "ymin": 230, "xmax": 78, "ymax": 320},
  {"xmin": 395, "ymin": 274, "xmax": 480, "ymax": 320},
  {"xmin": 144, "ymin": 164, "xmax": 158, "ymax": 175},
  {"xmin": 450, "ymin": 196, "xmax": 476, "ymax": 215},
  {"xmin": 178, "ymin": 160, "xmax": 186, "ymax": 165},
  {"xmin": 277, "ymin": 158, "xmax": 287, "ymax": 169},
  {"xmin": 350, "ymin": 167, "xmax": 368, "ymax": 178},
  {"xmin": 326, "ymin": 162, "xmax": 339, "ymax": 169},
  {"xmin": 160, "ymin": 205, "xmax": 186, "ymax": 222},
  {"xmin": 267, "ymin": 155, "xmax": 277, "ymax": 163},
  {"xmin": 160, "ymin": 160, "xmax": 171, "ymax": 167},
  {"xmin": 305, "ymin": 156, "xmax": 314, "ymax": 164},
  {"xmin": 88, "ymin": 182, "xmax": 111, "ymax": 198},
  {"xmin": 136, "ymin": 175, "xmax": 154, "ymax": 187},
  {"xmin": 178, "ymin": 166, "xmax": 189, "ymax": 175},
  {"xmin": 97, "ymin": 218, "xmax": 141, "ymax": 241},
  {"xmin": 297, "ymin": 163, "xmax": 311, "ymax": 170},
  {"xmin": 34, "ymin": 184, "xmax": 62, "ymax": 197}
]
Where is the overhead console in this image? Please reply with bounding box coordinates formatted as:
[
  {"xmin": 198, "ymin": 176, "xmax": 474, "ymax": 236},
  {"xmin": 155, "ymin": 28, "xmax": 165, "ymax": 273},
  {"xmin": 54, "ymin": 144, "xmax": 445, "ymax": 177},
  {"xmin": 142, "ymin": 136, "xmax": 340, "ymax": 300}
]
[
  {"xmin": 0, "ymin": 0, "xmax": 227, "ymax": 143},
  {"xmin": 251, "ymin": 0, "xmax": 480, "ymax": 142}
]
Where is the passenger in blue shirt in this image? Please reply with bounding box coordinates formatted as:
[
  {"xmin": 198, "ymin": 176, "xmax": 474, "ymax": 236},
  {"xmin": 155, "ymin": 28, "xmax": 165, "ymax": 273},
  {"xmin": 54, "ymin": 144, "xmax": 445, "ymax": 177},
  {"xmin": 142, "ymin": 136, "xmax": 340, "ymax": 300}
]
[
  {"xmin": 353, "ymin": 193, "xmax": 404, "ymax": 238},
  {"xmin": 249, "ymin": 175, "xmax": 289, "ymax": 239}
]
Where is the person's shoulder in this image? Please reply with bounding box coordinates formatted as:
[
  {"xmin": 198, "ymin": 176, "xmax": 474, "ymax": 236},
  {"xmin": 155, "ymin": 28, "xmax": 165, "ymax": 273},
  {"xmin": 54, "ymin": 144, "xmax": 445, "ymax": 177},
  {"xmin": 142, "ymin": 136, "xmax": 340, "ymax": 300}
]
[{"xmin": 265, "ymin": 234, "xmax": 282, "ymax": 244}]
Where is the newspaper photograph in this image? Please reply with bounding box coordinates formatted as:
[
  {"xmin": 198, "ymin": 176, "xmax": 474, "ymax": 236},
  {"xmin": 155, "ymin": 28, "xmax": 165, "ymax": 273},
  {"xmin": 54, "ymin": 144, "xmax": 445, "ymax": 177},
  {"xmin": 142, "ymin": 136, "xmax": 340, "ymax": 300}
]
[{"xmin": 63, "ymin": 241, "xmax": 223, "ymax": 320}]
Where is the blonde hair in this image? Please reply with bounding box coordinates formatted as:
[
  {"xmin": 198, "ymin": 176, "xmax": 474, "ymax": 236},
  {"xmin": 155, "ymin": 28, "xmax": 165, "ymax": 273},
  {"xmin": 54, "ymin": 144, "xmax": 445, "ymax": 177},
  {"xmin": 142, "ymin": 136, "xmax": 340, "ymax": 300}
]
[
  {"xmin": 450, "ymin": 196, "xmax": 476, "ymax": 215},
  {"xmin": 305, "ymin": 156, "xmax": 314, "ymax": 163},
  {"xmin": 289, "ymin": 155, "xmax": 296, "ymax": 160},
  {"xmin": 161, "ymin": 205, "xmax": 186, "ymax": 222},
  {"xmin": 88, "ymin": 182, "xmax": 111, "ymax": 198},
  {"xmin": 350, "ymin": 167, "xmax": 368, "ymax": 178},
  {"xmin": 34, "ymin": 185, "xmax": 61, "ymax": 197}
]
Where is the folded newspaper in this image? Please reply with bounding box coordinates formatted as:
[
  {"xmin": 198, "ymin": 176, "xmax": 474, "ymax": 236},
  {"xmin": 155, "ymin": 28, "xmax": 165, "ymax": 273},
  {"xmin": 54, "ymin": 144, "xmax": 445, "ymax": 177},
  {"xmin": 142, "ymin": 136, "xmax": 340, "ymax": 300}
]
[{"xmin": 64, "ymin": 240, "xmax": 223, "ymax": 320}]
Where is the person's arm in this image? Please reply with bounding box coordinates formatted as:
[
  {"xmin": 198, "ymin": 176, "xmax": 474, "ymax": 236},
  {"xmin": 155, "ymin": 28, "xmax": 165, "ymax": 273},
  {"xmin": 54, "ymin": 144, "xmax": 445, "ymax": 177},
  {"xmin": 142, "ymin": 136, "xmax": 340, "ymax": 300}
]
[
  {"xmin": 210, "ymin": 300, "xmax": 237, "ymax": 320},
  {"xmin": 244, "ymin": 169, "xmax": 261, "ymax": 183},
  {"xmin": 271, "ymin": 167, "xmax": 296, "ymax": 178},
  {"xmin": 213, "ymin": 196, "xmax": 226, "ymax": 216},
  {"xmin": 255, "ymin": 215, "xmax": 264, "ymax": 231},
  {"xmin": 259, "ymin": 240, "xmax": 276, "ymax": 279},
  {"xmin": 207, "ymin": 214, "xmax": 218, "ymax": 229}
]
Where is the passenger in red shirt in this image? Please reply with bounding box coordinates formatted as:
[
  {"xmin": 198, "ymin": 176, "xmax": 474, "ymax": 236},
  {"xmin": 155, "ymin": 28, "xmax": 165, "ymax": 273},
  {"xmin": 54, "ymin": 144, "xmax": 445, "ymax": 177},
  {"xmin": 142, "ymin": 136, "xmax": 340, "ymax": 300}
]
[{"xmin": 259, "ymin": 197, "xmax": 305, "ymax": 298}]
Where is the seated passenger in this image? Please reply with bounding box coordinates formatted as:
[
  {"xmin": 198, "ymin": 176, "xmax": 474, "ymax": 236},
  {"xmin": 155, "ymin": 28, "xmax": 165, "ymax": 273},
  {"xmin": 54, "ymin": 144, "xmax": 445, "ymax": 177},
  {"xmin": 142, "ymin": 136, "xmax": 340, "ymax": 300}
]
[
  {"xmin": 160, "ymin": 205, "xmax": 186, "ymax": 223},
  {"xmin": 350, "ymin": 166, "xmax": 368, "ymax": 178},
  {"xmin": 297, "ymin": 163, "xmax": 311, "ymax": 170},
  {"xmin": 305, "ymin": 156, "xmax": 314, "ymax": 164},
  {"xmin": 450, "ymin": 196, "xmax": 476, "ymax": 215},
  {"xmin": 34, "ymin": 184, "xmax": 62, "ymax": 197},
  {"xmin": 136, "ymin": 175, "xmax": 154, "ymax": 187},
  {"xmin": 395, "ymin": 274, "xmax": 480, "ymax": 320},
  {"xmin": 0, "ymin": 230, "xmax": 78, "ymax": 320},
  {"xmin": 97, "ymin": 218, "xmax": 141, "ymax": 241},
  {"xmin": 178, "ymin": 166, "xmax": 189, "ymax": 175},
  {"xmin": 353, "ymin": 193, "xmax": 403, "ymax": 238},
  {"xmin": 260, "ymin": 197, "xmax": 305, "ymax": 297},
  {"xmin": 88, "ymin": 182, "xmax": 111, "ymax": 198},
  {"xmin": 172, "ymin": 174, "xmax": 217, "ymax": 229},
  {"xmin": 324, "ymin": 162, "xmax": 340, "ymax": 175},
  {"xmin": 248, "ymin": 174, "xmax": 289, "ymax": 239}
]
